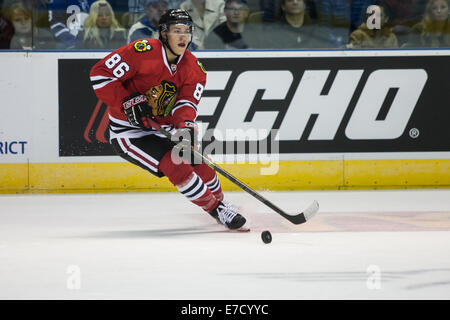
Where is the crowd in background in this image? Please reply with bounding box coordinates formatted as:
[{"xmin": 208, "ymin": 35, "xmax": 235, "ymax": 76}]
[{"xmin": 0, "ymin": 0, "xmax": 449, "ymax": 50}]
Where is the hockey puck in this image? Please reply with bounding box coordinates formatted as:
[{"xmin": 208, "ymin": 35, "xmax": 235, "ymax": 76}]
[{"xmin": 261, "ymin": 230, "xmax": 272, "ymax": 244}]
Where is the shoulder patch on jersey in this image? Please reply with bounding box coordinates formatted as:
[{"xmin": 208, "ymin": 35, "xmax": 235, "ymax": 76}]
[
  {"xmin": 134, "ymin": 39, "xmax": 152, "ymax": 53},
  {"xmin": 196, "ymin": 60, "xmax": 207, "ymax": 74}
]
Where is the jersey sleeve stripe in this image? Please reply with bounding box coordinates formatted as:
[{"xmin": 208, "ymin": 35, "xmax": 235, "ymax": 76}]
[
  {"xmin": 171, "ymin": 100, "xmax": 198, "ymax": 115},
  {"xmin": 91, "ymin": 77, "xmax": 118, "ymax": 90},
  {"xmin": 90, "ymin": 75, "xmax": 115, "ymax": 81}
]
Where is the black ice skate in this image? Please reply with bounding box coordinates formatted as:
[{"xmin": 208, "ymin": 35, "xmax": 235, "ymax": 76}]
[{"xmin": 208, "ymin": 201, "xmax": 246, "ymax": 230}]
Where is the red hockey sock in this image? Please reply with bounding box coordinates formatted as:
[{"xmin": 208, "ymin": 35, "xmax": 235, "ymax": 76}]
[
  {"xmin": 194, "ymin": 163, "xmax": 224, "ymax": 202},
  {"xmin": 159, "ymin": 152, "xmax": 218, "ymax": 212}
]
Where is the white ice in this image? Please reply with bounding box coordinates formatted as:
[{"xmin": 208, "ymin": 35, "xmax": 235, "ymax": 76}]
[{"xmin": 0, "ymin": 189, "xmax": 449, "ymax": 300}]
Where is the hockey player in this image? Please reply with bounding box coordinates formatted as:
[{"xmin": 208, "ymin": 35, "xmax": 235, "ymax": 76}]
[{"xmin": 90, "ymin": 9, "xmax": 247, "ymax": 230}]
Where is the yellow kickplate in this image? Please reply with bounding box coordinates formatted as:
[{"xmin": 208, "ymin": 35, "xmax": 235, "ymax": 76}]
[{"xmin": 1, "ymin": 159, "xmax": 449, "ymax": 193}]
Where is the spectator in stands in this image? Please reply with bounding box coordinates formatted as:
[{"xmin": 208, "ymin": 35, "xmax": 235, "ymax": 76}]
[
  {"xmin": 407, "ymin": 0, "xmax": 450, "ymax": 48},
  {"xmin": 77, "ymin": 0, "xmax": 127, "ymax": 49},
  {"xmin": 0, "ymin": 11, "xmax": 14, "ymax": 49},
  {"xmin": 263, "ymin": 0, "xmax": 327, "ymax": 49},
  {"xmin": 8, "ymin": 4, "xmax": 55, "ymax": 49},
  {"xmin": 1, "ymin": 0, "xmax": 51, "ymax": 49},
  {"xmin": 204, "ymin": 0, "xmax": 252, "ymax": 49},
  {"xmin": 8, "ymin": 4, "xmax": 33, "ymax": 49},
  {"xmin": 8, "ymin": 3, "xmax": 55, "ymax": 50},
  {"xmin": 2, "ymin": 0, "xmax": 50, "ymax": 30},
  {"xmin": 180, "ymin": 0, "xmax": 226, "ymax": 49},
  {"xmin": 128, "ymin": 0, "xmax": 168, "ymax": 43},
  {"xmin": 347, "ymin": 3, "xmax": 398, "ymax": 48}
]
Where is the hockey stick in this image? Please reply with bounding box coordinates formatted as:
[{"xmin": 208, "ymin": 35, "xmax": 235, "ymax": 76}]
[{"xmin": 147, "ymin": 118, "xmax": 319, "ymax": 225}]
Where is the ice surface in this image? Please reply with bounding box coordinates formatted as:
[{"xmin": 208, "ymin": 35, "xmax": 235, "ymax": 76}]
[{"xmin": 0, "ymin": 189, "xmax": 449, "ymax": 299}]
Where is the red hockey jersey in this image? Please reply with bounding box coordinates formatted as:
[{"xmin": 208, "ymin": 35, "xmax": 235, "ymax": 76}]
[{"xmin": 90, "ymin": 38, "xmax": 207, "ymax": 137}]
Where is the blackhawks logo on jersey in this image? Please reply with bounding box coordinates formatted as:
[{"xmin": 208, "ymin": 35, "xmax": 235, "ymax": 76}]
[
  {"xmin": 145, "ymin": 81, "xmax": 178, "ymax": 117},
  {"xmin": 134, "ymin": 39, "xmax": 152, "ymax": 53},
  {"xmin": 197, "ymin": 60, "xmax": 207, "ymax": 74}
]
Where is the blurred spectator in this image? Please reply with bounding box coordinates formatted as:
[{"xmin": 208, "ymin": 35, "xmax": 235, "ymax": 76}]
[
  {"xmin": 204, "ymin": 0, "xmax": 252, "ymax": 49},
  {"xmin": 2, "ymin": 0, "xmax": 49, "ymax": 28},
  {"xmin": 8, "ymin": 4, "xmax": 34, "ymax": 49},
  {"xmin": 263, "ymin": 0, "xmax": 327, "ymax": 49},
  {"xmin": 0, "ymin": 11, "xmax": 14, "ymax": 48},
  {"xmin": 48, "ymin": 0, "xmax": 95, "ymax": 48},
  {"xmin": 407, "ymin": 0, "xmax": 450, "ymax": 48},
  {"xmin": 180, "ymin": 0, "xmax": 226, "ymax": 49},
  {"xmin": 127, "ymin": 0, "xmax": 168, "ymax": 43},
  {"xmin": 347, "ymin": 4, "xmax": 398, "ymax": 48},
  {"xmin": 8, "ymin": 4, "xmax": 55, "ymax": 49},
  {"xmin": 77, "ymin": 0, "xmax": 126, "ymax": 49}
]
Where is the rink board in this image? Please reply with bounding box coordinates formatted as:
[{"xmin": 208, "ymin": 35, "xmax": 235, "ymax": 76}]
[
  {"xmin": 1, "ymin": 50, "xmax": 450, "ymax": 193},
  {"xmin": 1, "ymin": 159, "xmax": 450, "ymax": 193}
]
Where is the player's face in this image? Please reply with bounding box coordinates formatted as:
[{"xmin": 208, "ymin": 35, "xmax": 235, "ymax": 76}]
[
  {"xmin": 431, "ymin": 0, "xmax": 449, "ymax": 21},
  {"xmin": 166, "ymin": 24, "xmax": 192, "ymax": 55}
]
